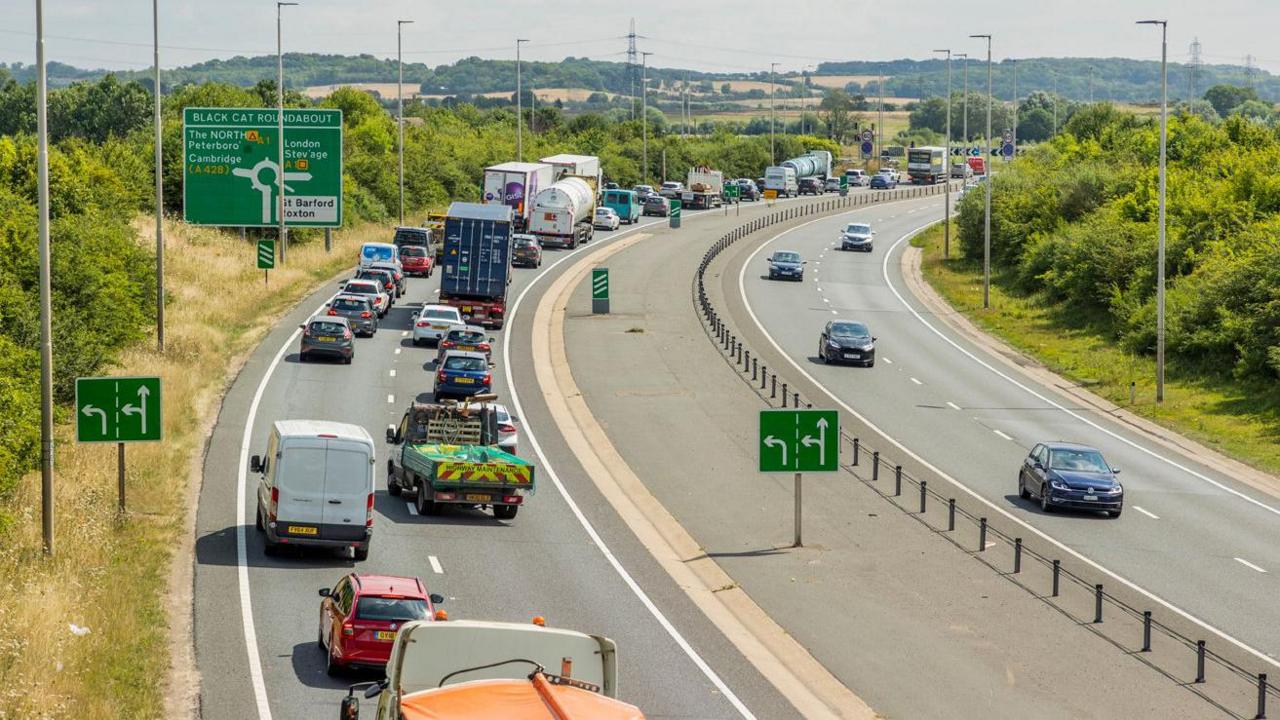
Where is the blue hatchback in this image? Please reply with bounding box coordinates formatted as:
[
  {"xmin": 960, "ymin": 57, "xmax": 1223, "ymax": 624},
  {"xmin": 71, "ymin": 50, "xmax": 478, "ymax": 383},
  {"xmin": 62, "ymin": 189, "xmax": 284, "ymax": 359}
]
[
  {"xmin": 1018, "ymin": 442, "xmax": 1124, "ymax": 518},
  {"xmin": 433, "ymin": 350, "xmax": 491, "ymax": 401}
]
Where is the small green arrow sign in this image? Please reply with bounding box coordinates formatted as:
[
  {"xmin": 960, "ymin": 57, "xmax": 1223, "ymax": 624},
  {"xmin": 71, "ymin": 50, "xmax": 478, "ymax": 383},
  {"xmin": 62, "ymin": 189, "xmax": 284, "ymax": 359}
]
[
  {"xmin": 76, "ymin": 376, "xmax": 162, "ymax": 443},
  {"xmin": 257, "ymin": 239, "xmax": 276, "ymax": 269},
  {"xmin": 759, "ymin": 409, "xmax": 839, "ymax": 473},
  {"xmin": 591, "ymin": 268, "xmax": 609, "ymax": 300},
  {"xmin": 724, "ymin": 183, "xmax": 740, "ymax": 199},
  {"xmin": 669, "ymin": 198, "xmax": 682, "ymax": 219}
]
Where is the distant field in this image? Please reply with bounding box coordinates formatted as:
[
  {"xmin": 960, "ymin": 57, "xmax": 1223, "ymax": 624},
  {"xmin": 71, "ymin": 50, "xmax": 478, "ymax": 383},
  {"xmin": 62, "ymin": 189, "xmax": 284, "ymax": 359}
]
[
  {"xmin": 809, "ymin": 74, "xmax": 883, "ymax": 88},
  {"xmin": 717, "ymin": 79, "xmax": 788, "ymax": 93},
  {"xmin": 303, "ymin": 82, "xmax": 419, "ymax": 99},
  {"xmin": 419, "ymin": 87, "xmax": 616, "ymax": 102}
]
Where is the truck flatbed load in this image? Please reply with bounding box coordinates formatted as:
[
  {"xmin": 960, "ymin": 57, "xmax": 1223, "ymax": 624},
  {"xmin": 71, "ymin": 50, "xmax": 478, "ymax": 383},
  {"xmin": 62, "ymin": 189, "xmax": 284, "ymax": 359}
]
[
  {"xmin": 399, "ymin": 675, "xmax": 645, "ymax": 720},
  {"xmin": 401, "ymin": 444, "xmax": 534, "ymax": 490}
]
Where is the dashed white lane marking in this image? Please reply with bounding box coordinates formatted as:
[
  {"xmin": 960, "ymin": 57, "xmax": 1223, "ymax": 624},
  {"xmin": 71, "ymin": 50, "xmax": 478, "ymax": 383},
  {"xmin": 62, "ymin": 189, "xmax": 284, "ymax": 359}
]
[
  {"xmin": 830, "ymin": 310, "xmax": 837, "ymax": 315},
  {"xmin": 429, "ymin": 555, "xmax": 444, "ymax": 574},
  {"xmin": 909, "ymin": 377, "xmax": 922, "ymax": 385},
  {"xmin": 401, "ymin": 330, "xmax": 408, "ymax": 337},
  {"xmin": 406, "ymin": 502, "xmax": 418, "ymax": 516},
  {"xmin": 946, "ymin": 401, "xmax": 961, "ymax": 410},
  {"xmin": 433, "ymin": 288, "xmax": 440, "ymax": 294},
  {"xmin": 394, "ymin": 348, "xmax": 402, "ymax": 355},
  {"xmin": 387, "ymin": 394, "xmax": 395, "ymax": 404},
  {"xmin": 388, "ymin": 369, "xmax": 396, "ymax": 377},
  {"xmin": 882, "ymin": 357, "xmax": 893, "ymax": 364},
  {"xmin": 1235, "ymin": 557, "xmax": 1268, "ymax": 574},
  {"xmin": 1133, "ymin": 506, "xmax": 1160, "ymax": 520},
  {"xmin": 985, "ymin": 541, "xmax": 997, "ymax": 549},
  {"xmin": 822, "ymin": 298, "xmax": 830, "ymax": 304},
  {"xmin": 993, "ymin": 429, "xmax": 1014, "ymax": 441}
]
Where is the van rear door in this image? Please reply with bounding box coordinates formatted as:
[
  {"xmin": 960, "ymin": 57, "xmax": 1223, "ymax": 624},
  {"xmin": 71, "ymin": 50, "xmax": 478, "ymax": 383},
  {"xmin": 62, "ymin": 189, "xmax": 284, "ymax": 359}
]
[
  {"xmin": 275, "ymin": 437, "xmax": 327, "ymax": 536},
  {"xmin": 320, "ymin": 439, "xmax": 372, "ymax": 541}
]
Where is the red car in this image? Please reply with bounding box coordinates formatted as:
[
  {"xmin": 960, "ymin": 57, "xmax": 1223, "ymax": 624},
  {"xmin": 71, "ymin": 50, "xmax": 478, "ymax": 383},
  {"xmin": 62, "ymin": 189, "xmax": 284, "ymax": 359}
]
[
  {"xmin": 399, "ymin": 245, "xmax": 434, "ymax": 277},
  {"xmin": 317, "ymin": 573, "xmax": 444, "ymax": 674}
]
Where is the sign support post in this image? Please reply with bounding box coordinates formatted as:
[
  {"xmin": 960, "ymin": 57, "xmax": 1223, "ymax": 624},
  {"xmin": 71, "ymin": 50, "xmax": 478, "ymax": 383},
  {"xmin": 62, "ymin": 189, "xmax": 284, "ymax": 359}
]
[
  {"xmin": 118, "ymin": 442, "xmax": 126, "ymax": 513},
  {"xmin": 794, "ymin": 472, "xmax": 803, "ymax": 547}
]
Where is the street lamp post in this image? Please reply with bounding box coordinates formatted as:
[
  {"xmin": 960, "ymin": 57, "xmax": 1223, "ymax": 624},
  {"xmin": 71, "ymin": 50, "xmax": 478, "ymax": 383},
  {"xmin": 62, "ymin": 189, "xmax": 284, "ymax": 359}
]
[
  {"xmin": 642, "ymin": 51, "xmax": 652, "ymax": 184},
  {"xmin": 1011, "ymin": 59, "xmax": 1018, "ymax": 156},
  {"xmin": 397, "ymin": 19, "xmax": 413, "ymax": 225},
  {"xmin": 770, "ymin": 62, "xmax": 779, "ymax": 163},
  {"xmin": 1052, "ymin": 70, "xmax": 1058, "ymax": 135},
  {"xmin": 971, "ymin": 34, "xmax": 992, "ymax": 309},
  {"xmin": 877, "ymin": 75, "xmax": 884, "ymax": 163},
  {"xmin": 153, "ymin": 0, "xmax": 164, "ymax": 353},
  {"xmin": 935, "ymin": 49, "xmax": 952, "ymax": 259},
  {"xmin": 276, "ymin": 2, "xmax": 298, "ymax": 263},
  {"xmin": 516, "ymin": 38, "xmax": 528, "ymax": 162},
  {"xmin": 35, "ymin": 0, "xmax": 55, "ymax": 555},
  {"xmin": 957, "ymin": 53, "xmax": 968, "ymax": 143},
  {"xmin": 802, "ymin": 64, "xmax": 814, "ymax": 135},
  {"xmin": 1139, "ymin": 19, "xmax": 1168, "ymax": 402}
]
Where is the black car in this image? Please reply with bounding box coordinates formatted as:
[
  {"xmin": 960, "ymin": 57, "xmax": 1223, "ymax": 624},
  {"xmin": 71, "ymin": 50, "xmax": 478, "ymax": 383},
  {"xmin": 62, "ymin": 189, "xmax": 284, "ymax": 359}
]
[
  {"xmin": 798, "ymin": 177, "xmax": 823, "ymax": 196},
  {"xmin": 325, "ymin": 294, "xmax": 378, "ymax": 337},
  {"xmin": 767, "ymin": 250, "xmax": 805, "ymax": 281},
  {"xmin": 643, "ymin": 194, "xmax": 670, "ymax": 217},
  {"xmin": 512, "ymin": 234, "xmax": 542, "ymax": 268},
  {"xmin": 736, "ymin": 180, "xmax": 760, "ymax": 201},
  {"xmin": 1019, "ymin": 442, "xmax": 1124, "ymax": 517},
  {"xmin": 818, "ymin": 320, "xmax": 875, "ymax": 366}
]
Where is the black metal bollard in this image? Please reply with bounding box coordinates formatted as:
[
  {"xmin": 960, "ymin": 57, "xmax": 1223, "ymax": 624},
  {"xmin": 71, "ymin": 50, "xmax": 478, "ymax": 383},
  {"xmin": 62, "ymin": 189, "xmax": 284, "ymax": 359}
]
[
  {"xmin": 871, "ymin": 453, "xmax": 880, "ymax": 482},
  {"xmin": 744, "ymin": 349, "xmax": 750, "ymax": 370},
  {"xmin": 1052, "ymin": 560, "xmax": 1061, "ymax": 597},
  {"xmin": 948, "ymin": 498, "xmax": 956, "ymax": 531},
  {"xmin": 894, "ymin": 465, "xmax": 902, "ymax": 496},
  {"xmin": 761, "ymin": 365, "xmax": 767, "ymax": 389},
  {"xmin": 1195, "ymin": 641, "xmax": 1206, "ymax": 683},
  {"xmin": 1013, "ymin": 538, "xmax": 1022, "ymax": 573},
  {"xmin": 919, "ymin": 480, "xmax": 927, "ymax": 513},
  {"xmin": 1094, "ymin": 584, "xmax": 1104, "ymax": 623},
  {"xmin": 979, "ymin": 518, "xmax": 988, "ymax": 551},
  {"xmin": 852, "ymin": 438, "xmax": 859, "ymax": 466},
  {"xmin": 781, "ymin": 383, "xmax": 788, "ymax": 407},
  {"xmin": 793, "ymin": 392, "xmax": 799, "ymax": 407},
  {"xmin": 752, "ymin": 357, "xmax": 758, "ymax": 381},
  {"xmin": 1256, "ymin": 673, "xmax": 1267, "ymax": 719},
  {"xmin": 771, "ymin": 374, "xmax": 776, "ymax": 397},
  {"xmin": 1142, "ymin": 611, "xmax": 1152, "ymax": 652}
]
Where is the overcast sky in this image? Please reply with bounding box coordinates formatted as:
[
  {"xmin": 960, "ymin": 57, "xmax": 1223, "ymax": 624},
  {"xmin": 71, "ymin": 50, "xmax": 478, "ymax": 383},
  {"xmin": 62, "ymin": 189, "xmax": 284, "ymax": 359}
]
[{"xmin": 1, "ymin": 0, "xmax": 1275, "ymax": 75}]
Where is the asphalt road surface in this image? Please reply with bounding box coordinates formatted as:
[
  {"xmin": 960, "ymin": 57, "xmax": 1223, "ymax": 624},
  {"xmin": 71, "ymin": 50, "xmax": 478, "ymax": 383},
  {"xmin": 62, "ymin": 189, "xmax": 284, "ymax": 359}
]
[
  {"xmin": 733, "ymin": 193, "xmax": 1280, "ymax": 667},
  {"xmin": 193, "ymin": 199, "xmax": 839, "ymax": 720}
]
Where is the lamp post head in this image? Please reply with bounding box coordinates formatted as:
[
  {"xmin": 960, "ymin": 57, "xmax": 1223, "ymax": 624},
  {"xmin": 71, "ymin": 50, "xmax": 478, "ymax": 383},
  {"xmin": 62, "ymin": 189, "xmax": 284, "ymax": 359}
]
[
  {"xmin": 398, "ymin": 19, "xmax": 414, "ymax": 26},
  {"xmin": 969, "ymin": 34, "xmax": 990, "ymax": 39},
  {"xmin": 278, "ymin": 2, "xmax": 298, "ymax": 8},
  {"xmin": 1136, "ymin": 19, "xmax": 1167, "ymax": 26}
]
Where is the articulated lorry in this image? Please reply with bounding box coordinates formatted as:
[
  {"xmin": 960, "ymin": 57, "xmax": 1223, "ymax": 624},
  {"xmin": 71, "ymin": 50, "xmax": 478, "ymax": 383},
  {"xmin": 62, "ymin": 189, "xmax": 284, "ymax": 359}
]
[
  {"xmin": 340, "ymin": 620, "xmax": 642, "ymax": 720},
  {"xmin": 438, "ymin": 202, "xmax": 513, "ymax": 328},
  {"xmin": 680, "ymin": 167, "xmax": 724, "ymax": 209},
  {"xmin": 482, "ymin": 162, "xmax": 554, "ymax": 232},
  {"xmin": 780, "ymin": 150, "xmax": 833, "ymax": 180},
  {"xmin": 527, "ymin": 155, "xmax": 602, "ymax": 249},
  {"xmin": 386, "ymin": 400, "xmax": 535, "ymax": 520}
]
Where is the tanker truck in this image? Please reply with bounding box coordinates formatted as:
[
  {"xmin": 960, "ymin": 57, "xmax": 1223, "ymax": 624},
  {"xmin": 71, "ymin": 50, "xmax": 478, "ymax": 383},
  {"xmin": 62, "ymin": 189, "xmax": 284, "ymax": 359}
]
[
  {"xmin": 780, "ymin": 150, "xmax": 833, "ymax": 180},
  {"xmin": 527, "ymin": 176, "xmax": 597, "ymax": 249}
]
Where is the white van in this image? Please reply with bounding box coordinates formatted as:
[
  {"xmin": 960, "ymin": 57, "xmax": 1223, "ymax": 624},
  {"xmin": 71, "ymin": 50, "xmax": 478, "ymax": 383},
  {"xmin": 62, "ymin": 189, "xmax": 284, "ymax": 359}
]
[
  {"xmin": 251, "ymin": 420, "xmax": 376, "ymax": 560},
  {"xmin": 764, "ymin": 166, "xmax": 798, "ymax": 197},
  {"xmin": 358, "ymin": 242, "xmax": 400, "ymax": 270}
]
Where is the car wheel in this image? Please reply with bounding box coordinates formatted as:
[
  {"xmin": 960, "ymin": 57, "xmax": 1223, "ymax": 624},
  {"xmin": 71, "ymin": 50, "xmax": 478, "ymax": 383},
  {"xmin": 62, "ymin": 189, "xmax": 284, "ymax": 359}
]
[
  {"xmin": 299, "ymin": 352, "xmax": 308, "ymax": 363},
  {"xmin": 865, "ymin": 359, "xmax": 875, "ymax": 368},
  {"xmin": 387, "ymin": 466, "xmax": 401, "ymax": 496},
  {"xmin": 1040, "ymin": 485, "xmax": 1053, "ymax": 513},
  {"xmin": 353, "ymin": 545, "xmax": 369, "ymax": 561},
  {"xmin": 263, "ymin": 538, "xmax": 278, "ymax": 556},
  {"xmin": 493, "ymin": 504, "xmax": 518, "ymax": 520},
  {"xmin": 412, "ymin": 337, "xmax": 422, "ymax": 347},
  {"xmin": 1108, "ymin": 508, "xmax": 1122, "ymax": 519},
  {"xmin": 818, "ymin": 345, "xmax": 827, "ymax": 363},
  {"xmin": 1018, "ymin": 475, "xmax": 1030, "ymax": 500},
  {"xmin": 343, "ymin": 355, "xmax": 352, "ymax": 365},
  {"xmin": 414, "ymin": 482, "xmax": 433, "ymax": 516},
  {"xmin": 255, "ymin": 505, "xmax": 264, "ymax": 531},
  {"xmin": 317, "ymin": 623, "xmax": 326, "ymax": 652},
  {"xmin": 325, "ymin": 644, "xmax": 341, "ymax": 677}
]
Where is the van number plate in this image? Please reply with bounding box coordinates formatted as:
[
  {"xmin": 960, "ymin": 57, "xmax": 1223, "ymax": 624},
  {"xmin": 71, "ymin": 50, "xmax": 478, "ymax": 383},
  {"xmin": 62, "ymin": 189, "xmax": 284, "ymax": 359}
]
[
  {"xmin": 287, "ymin": 525, "xmax": 318, "ymax": 535},
  {"xmin": 465, "ymin": 494, "xmax": 490, "ymax": 503}
]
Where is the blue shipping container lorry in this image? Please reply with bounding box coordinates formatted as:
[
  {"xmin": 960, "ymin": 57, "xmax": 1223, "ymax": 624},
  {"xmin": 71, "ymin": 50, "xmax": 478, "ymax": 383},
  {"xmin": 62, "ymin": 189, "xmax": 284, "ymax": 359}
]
[{"xmin": 438, "ymin": 202, "xmax": 514, "ymax": 329}]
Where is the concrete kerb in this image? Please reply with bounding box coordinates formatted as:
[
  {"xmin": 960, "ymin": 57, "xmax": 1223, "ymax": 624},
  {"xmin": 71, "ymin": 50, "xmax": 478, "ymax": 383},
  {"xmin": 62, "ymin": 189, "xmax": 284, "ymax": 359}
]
[
  {"xmin": 694, "ymin": 189, "xmax": 1278, "ymax": 719},
  {"xmin": 531, "ymin": 231, "xmax": 878, "ymax": 719}
]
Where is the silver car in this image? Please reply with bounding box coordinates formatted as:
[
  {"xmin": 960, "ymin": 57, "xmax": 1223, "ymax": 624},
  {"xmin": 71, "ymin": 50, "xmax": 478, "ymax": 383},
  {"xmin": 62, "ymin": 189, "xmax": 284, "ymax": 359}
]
[
  {"xmin": 412, "ymin": 304, "xmax": 466, "ymax": 346},
  {"xmin": 325, "ymin": 294, "xmax": 378, "ymax": 337},
  {"xmin": 476, "ymin": 402, "xmax": 519, "ymax": 454}
]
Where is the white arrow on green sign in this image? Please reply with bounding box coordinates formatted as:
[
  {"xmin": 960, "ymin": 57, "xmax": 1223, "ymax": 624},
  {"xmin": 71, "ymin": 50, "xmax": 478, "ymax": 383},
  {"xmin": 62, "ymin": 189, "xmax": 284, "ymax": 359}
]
[
  {"xmin": 759, "ymin": 409, "xmax": 838, "ymax": 473},
  {"xmin": 75, "ymin": 376, "xmax": 162, "ymax": 443}
]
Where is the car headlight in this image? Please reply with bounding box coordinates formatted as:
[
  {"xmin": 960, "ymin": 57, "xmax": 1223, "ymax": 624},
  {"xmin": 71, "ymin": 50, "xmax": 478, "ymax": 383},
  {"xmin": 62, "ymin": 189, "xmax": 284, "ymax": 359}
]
[
  {"xmin": 1109, "ymin": 484, "xmax": 1123, "ymax": 494},
  {"xmin": 826, "ymin": 340, "xmax": 840, "ymax": 348},
  {"xmin": 1049, "ymin": 479, "xmax": 1069, "ymax": 491}
]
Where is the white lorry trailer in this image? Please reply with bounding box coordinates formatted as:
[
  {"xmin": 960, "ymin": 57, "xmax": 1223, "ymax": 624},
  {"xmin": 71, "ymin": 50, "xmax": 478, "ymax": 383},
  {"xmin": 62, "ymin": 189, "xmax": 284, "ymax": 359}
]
[{"xmin": 481, "ymin": 161, "xmax": 554, "ymax": 231}]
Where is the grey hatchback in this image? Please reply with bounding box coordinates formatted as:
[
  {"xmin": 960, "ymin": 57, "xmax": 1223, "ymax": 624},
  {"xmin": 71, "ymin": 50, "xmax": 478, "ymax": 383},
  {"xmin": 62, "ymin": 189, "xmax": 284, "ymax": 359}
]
[
  {"xmin": 326, "ymin": 294, "xmax": 378, "ymax": 337},
  {"xmin": 299, "ymin": 316, "xmax": 355, "ymax": 364}
]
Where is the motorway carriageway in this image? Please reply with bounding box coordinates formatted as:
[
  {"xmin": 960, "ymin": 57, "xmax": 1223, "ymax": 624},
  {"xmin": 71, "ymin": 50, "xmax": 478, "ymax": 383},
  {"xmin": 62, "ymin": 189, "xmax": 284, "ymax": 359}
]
[
  {"xmin": 192, "ymin": 197, "xmax": 837, "ymax": 720},
  {"xmin": 730, "ymin": 194, "xmax": 1280, "ymax": 666}
]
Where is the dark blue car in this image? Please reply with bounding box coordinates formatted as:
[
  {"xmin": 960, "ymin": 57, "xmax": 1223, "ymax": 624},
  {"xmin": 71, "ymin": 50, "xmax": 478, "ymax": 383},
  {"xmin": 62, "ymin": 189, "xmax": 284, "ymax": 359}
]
[
  {"xmin": 870, "ymin": 173, "xmax": 896, "ymax": 189},
  {"xmin": 433, "ymin": 350, "xmax": 491, "ymax": 401},
  {"xmin": 1019, "ymin": 442, "xmax": 1124, "ymax": 518},
  {"xmin": 767, "ymin": 250, "xmax": 805, "ymax": 281}
]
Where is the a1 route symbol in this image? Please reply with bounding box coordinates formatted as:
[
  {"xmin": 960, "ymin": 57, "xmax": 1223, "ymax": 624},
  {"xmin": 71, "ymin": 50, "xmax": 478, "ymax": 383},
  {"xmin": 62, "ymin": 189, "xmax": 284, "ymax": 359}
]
[{"xmin": 759, "ymin": 409, "xmax": 839, "ymax": 473}]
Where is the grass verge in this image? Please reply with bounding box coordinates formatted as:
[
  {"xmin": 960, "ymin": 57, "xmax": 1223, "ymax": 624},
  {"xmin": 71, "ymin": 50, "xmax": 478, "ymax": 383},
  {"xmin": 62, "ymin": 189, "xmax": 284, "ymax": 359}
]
[
  {"xmin": 913, "ymin": 221, "xmax": 1280, "ymax": 475},
  {"xmin": 0, "ymin": 218, "xmax": 384, "ymax": 719}
]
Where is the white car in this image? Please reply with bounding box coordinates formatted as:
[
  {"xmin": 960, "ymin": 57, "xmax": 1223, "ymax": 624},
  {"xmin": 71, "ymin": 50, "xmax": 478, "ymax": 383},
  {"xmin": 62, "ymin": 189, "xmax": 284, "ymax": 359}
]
[
  {"xmin": 412, "ymin": 304, "xmax": 465, "ymax": 346},
  {"xmin": 340, "ymin": 279, "xmax": 390, "ymax": 318},
  {"xmin": 593, "ymin": 207, "xmax": 620, "ymax": 231},
  {"xmin": 840, "ymin": 222, "xmax": 875, "ymax": 252},
  {"xmin": 658, "ymin": 181, "xmax": 683, "ymax": 198},
  {"xmin": 844, "ymin": 169, "xmax": 869, "ymax": 187}
]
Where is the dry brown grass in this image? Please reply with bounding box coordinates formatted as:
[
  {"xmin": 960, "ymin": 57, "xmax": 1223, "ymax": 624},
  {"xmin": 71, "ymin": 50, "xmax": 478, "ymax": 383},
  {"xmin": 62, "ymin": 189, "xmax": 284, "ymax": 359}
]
[{"xmin": 0, "ymin": 217, "xmax": 386, "ymax": 719}]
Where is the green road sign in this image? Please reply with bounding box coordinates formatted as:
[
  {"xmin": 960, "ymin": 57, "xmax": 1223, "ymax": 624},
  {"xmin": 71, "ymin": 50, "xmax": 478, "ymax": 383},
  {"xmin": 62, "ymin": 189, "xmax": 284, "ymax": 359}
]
[
  {"xmin": 724, "ymin": 183, "xmax": 740, "ymax": 199},
  {"xmin": 183, "ymin": 107, "xmax": 343, "ymax": 228},
  {"xmin": 840, "ymin": 175, "xmax": 848, "ymax": 189},
  {"xmin": 669, "ymin": 198, "xmax": 682, "ymax": 219},
  {"xmin": 257, "ymin": 239, "xmax": 276, "ymax": 269},
  {"xmin": 76, "ymin": 376, "xmax": 162, "ymax": 443},
  {"xmin": 591, "ymin": 268, "xmax": 609, "ymax": 300},
  {"xmin": 759, "ymin": 409, "xmax": 839, "ymax": 473}
]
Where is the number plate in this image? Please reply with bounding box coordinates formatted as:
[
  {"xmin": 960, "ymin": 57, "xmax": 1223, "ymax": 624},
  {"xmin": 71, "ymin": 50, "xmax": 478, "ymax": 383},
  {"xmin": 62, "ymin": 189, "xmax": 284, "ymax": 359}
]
[
  {"xmin": 287, "ymin": 525, "xmax": 317, "ymax": 536},
  {"xmin": 843, "ymin": 352, "xmax": 859, "ymax": 359},
  {"xmin": 464, "ymin": 493, "xmax": 491, "ymax": 503},
  {"xmin": 431, "ymin": 324, "xmax": 448, "ymax": 330},
  {"xmin": 1083, "ymin": 494, "xmax": 1098, "ymax": 502},
  {"xmin": 457, "ymin": 345, "xmax": 476, "ymax": 352},
  {"xmin": 454, "ymin": 377, "xmax": 475, "ymax": 384},
  {"xmin": 375, "ymin": 630, "xmax": 397, "ymax": 641},
  {"xmin": 317, "ymin": 336, "xmax": 336, "ymax": 343},
  {"xmin": 461, "ymin": 306, "xmax": 472, "ymax": 313}
]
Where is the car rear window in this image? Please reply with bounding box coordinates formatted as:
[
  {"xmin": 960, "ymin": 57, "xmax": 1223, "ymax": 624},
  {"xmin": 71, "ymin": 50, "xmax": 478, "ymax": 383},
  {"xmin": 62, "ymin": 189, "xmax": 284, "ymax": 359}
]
[
  {"xmin": 400, "ymin": 246, "xmax": 426, "ymax": 257},
  {"xmin": 444, "ymin": 356, "xmax": 486, "ymax": 372},
  {"xmin": 332, "ymin": 298, "xmax": 368, "ymax": 312},
  {"xmin": 309, "ymin": 321, "xmax": 346, "ymax": 335},
  {"xmin": 447, "ymin": 330, "xmax": 486, "ymax": 343},
  {"xmin": 345, "ymin": 282, "xmax": 377, "ymax": 295},
  {"xmin": 355, "ymin": 596, "xmax": 429, "ymax": 622},
  {"xmin": 424, "ymin": 309, "xmax": 459, "ymax": 321}
]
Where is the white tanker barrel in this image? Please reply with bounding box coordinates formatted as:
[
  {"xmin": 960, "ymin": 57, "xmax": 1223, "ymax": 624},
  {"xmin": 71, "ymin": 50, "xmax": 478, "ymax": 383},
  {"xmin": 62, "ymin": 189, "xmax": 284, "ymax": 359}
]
[
  {"xmin": 530, "ymin": 176, "xmax": 596, "ymax": 219},
  {"xmin": 780, "ymin": 153, "xmax": 830, "ymax": 178}
]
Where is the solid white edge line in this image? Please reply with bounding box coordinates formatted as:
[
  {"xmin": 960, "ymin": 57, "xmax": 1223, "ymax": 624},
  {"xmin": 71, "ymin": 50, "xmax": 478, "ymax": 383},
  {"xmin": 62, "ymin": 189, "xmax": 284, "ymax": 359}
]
[
  {"xmin": 1234, "ymin": 557, "xmax": 1267, "ymax": 574},
  {"xmin": 406, "ymin": 502, "xmax": 418, "ymax": 516},
  {"xmin": 503, "ymin": 212, "xmax": 759, "ymax": 718},
  {"xmin": 1132, "ymin": 505, "xmax": 1160, "ymax": 520},
  {"xmin": 910, "ymin": 377, "xmax": 923, "ymax": 386},
  {"xmin": 737, "ymin": 203, "xmax": 1280, "ymax": 672},
  {"xmin": 882, "ymin": 358, "xmax": 893, "ymax": 364},
  {"xmin": 429, "ymin": 555, "xmax": 444, "ymax": 574},
  {"xmin": 946, "ymin": 401, "xmax": 961, "ymax": 410}
]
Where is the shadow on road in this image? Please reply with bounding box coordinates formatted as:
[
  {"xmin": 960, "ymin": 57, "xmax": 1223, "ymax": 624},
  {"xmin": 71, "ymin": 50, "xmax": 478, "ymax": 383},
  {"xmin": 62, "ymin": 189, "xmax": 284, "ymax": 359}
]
[
  {"xmin": 290, "ymin": 641, "xmax": 382, "ymax": 691},
  {"xmin": 195, "ymin": 524, "xmax": 358, "ymax": 570}
]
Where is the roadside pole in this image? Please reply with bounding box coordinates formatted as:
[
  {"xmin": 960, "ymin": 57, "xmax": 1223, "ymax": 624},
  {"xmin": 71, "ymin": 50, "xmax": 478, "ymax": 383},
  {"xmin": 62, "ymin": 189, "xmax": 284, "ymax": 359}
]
[
  {"xmin": 153, "ymin": 0, "xmax": 165, "ymax": 353},
  {"xmin": 935, "ymin": 48, "xmax": 953, "ymax": 258},
  {"xmin": 118, "ymin": 443, "xmax": 126, "ymax": 513},
  {"xmin": 35, "ymin": 0, "xmax": 56, "ymax": 555},
  {"xmin": 794, "ymin": 472, "xmax": 803, "ymax": 547},
  {"xmin": 276, "ymin": 2, "xmax": 298, "ymax": 264}
]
